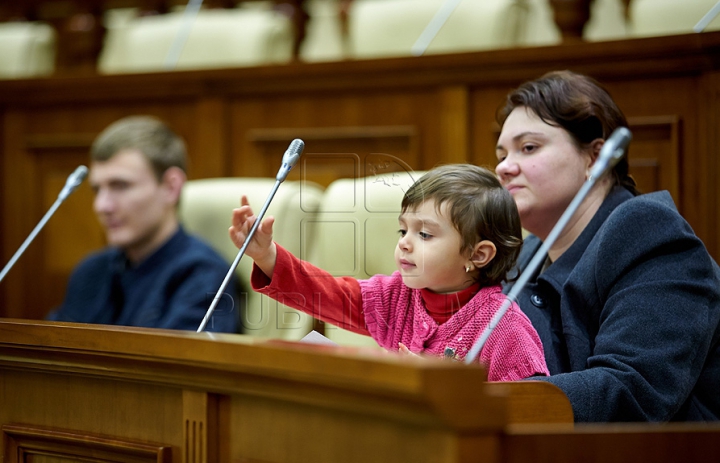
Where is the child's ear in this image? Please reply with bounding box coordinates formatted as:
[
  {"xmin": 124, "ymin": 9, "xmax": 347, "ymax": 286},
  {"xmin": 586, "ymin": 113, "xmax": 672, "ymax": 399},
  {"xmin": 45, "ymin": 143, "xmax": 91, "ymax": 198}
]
[{"xmin": 470, "ymin": 240, "xmax": 497, "ymax": 269}]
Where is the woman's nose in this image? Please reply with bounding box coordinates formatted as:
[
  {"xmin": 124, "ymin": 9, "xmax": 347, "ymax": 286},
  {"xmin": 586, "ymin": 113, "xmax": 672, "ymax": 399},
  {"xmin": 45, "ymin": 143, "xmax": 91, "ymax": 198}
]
[{"xmin": 496, "ymin": 156, "xmax": 518, "ymax": 179}]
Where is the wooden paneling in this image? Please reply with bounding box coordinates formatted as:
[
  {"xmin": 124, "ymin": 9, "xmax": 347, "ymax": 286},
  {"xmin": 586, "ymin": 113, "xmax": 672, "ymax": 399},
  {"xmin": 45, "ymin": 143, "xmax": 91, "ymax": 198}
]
[
  {"xmin": 3, "ymin": 425, "xmax": 171, "ymax": 463},
  {"xmin": 625, "ymin": 116, "xmax": 681, "ymax": 202},
  {"xmin": 503, "ymin": 423, "xmax": 720, "ymax": 463},
  {"xmin": 2, "ymin": 32, "xmax": 720, "ymax": 320},
  {"xmin": 247, "ymin": 125, "xmax": 419, "ymax": 187}
]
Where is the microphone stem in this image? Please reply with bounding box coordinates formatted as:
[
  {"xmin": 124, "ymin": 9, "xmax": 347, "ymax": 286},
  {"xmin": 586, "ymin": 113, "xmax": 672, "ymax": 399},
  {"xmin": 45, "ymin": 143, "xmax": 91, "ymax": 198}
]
[
  {"xmin": 464, "ymin": 178, "xmax": 596, "ymax": 364},
  {"xmin": 411, "ymin": 0, "xmax": 464, "ymax": 56},
  {"xmin": 0, "ymin": 197, "xmax": 63, "ymax": 284},
  {"xmin": 694, "ymin": 0, "xmax": 720, "ymax": 32},
  {"xmin": 197, "ymin": 179, "xmax": 282, "ymax": 332}
]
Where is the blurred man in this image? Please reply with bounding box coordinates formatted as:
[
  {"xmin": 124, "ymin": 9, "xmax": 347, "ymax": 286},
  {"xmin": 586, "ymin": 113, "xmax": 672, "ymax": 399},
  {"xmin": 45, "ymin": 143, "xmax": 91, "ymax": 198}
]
[{"xmin": 47, "ymin": 115, "xmax": 238, "ymax": 332}]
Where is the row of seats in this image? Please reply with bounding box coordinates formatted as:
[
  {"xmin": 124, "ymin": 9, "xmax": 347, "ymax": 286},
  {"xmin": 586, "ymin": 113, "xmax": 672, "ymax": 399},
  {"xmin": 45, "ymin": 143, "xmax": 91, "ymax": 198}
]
[
  {"xmin": 3, "ymin": 0, "xmax": 720, "ymax": 79},
  {"xmin": 179, "ymin": 168, "xmax": 427, "ymax": 346}
]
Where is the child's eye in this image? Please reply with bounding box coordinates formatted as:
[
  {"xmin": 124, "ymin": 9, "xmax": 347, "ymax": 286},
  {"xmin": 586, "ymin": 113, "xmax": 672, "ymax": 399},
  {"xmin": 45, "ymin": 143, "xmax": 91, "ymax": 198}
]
[
  {"xmin": 398, "ymin": 229, "xmax": 407, "ymax": 237},
  {"xmin": 419, "ymin": 232, "xmax": 432, "ymax": 240}
]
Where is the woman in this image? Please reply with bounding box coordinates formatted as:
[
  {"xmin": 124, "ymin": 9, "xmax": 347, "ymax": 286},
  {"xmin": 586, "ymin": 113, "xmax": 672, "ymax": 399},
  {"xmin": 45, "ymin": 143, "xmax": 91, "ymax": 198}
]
[{"xmin": 495, "ymin": 70, "xmax": 720, "ymax": 422}]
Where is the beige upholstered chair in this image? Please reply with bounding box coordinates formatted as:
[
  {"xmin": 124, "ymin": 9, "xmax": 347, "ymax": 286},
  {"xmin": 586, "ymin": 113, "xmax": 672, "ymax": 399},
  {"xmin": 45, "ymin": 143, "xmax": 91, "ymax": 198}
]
[
  {"xmin": 306, "ymin": 169, "xmax": 427, "ymax": 346},
  {"xmin": 346, "ymin": 0, "xmax": 556, "ymax": 59},
  {"xmin": 98, "ymin": 4, "xmax": 293, "ymax": 74},
  {"xmin": 180, "ymin": 178, "xmax": 324, "ymax": 339},
  {"xmin": 517, "ymin": 0, "xmax": 562, "ymax": 47},
  {"xmin": 0, "ymin": 22, "xmax": 55, "ymax": 79},
  {"xmin": 629, "ymin": 0, "xmax": 720, "ymax": 36}
]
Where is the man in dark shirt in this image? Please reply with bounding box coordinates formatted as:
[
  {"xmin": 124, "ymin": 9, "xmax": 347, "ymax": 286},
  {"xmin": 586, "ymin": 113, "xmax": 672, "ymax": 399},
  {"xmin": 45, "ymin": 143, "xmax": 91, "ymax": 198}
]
[{"xmin": 47, "ymin": 116, "xmax": 238, "ymax": 332}]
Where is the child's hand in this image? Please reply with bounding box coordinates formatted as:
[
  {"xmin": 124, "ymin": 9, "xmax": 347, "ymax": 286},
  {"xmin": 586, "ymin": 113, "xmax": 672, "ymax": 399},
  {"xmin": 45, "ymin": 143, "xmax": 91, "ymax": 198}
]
[
  {"xmin": 229, "ymin": 195, "xmax": 277, "ymax": 276},
  {"xmin": 398, "ymin": 342, "xmax": 420, "ymax": 357}
]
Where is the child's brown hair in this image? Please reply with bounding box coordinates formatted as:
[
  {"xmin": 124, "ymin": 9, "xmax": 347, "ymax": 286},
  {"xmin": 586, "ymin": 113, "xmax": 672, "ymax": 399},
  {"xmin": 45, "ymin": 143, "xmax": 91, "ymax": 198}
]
[{"xmin": 402, "ymin": 164, "xmax": 523, "ymax": 286}]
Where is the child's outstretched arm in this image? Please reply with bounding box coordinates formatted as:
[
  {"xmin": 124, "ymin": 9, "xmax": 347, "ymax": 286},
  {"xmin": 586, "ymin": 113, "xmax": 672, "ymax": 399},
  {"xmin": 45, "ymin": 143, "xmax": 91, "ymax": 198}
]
[{"xmin": 228, "ymin": 195, "xmax": 277, "ymax": 278}]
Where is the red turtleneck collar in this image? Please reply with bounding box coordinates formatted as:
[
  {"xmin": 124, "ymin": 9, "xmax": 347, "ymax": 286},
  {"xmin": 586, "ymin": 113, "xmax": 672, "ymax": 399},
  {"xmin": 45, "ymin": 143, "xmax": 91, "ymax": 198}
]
[{"xmin": 420, "ymin": 282, "xmax": 480, "ymax": 325}]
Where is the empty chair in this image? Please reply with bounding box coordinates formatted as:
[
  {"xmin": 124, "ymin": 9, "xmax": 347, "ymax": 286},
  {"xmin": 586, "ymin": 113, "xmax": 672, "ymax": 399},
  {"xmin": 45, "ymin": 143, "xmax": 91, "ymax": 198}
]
[
  {"xmin": 346, "ymin": 0, "xmax": 553, "ymax": 59},
  {"xmin": 180, "ymin": 177, "xmax": 324, "ymax": 339},
  {"xmin": 99, "ymin": 4, "xmax": 293, "ymax": 74},
  {"xmin": 630, "ymin": 0, "xmax": 720, "ymax": 37},
  {"xmin": 0, "ymin": 21, "xmax": 55, "ymax": 79}
]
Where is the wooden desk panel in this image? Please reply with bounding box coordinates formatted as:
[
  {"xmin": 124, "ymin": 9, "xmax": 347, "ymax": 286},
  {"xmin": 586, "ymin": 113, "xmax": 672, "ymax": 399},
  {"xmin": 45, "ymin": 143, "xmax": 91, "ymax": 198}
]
[
  {"xmin": 0, "ymin": 319, "xmax": 508, "ymax": 463},
  {"xmin": 2, "ymin": 320, "xmax": 719, "ymax": 463}
]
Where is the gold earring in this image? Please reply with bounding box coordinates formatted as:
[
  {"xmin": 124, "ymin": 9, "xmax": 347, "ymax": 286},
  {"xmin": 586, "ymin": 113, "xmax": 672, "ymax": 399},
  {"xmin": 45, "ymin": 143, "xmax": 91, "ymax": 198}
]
[{"xmin": 465, "ymin": 265, "xmax": 471, "ymax": 273}]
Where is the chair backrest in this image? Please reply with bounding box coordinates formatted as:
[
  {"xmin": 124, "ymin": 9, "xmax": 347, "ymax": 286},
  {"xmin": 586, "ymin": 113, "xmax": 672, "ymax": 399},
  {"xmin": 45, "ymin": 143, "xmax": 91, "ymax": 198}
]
[
  {"xmin": 180, "ymin": 177, "xmax": 324, "ymax": 339},
  {"xmin": 629, "ymin": 0, "xmax": 720, "ymax": 37},
  {"xmin": 0, "ymin": 21, "xmax": 55, "ymax": 79},
  {"xmin": 346, "ymin": 0, "xmax": 550, "ymax": 59},
  {"xmin": 99, "ymin": 5, "xmax": 293, "ymax": 74},
  {"xmin": 306, "ymin": 170, "xmax": 427, "ymax": 346}
]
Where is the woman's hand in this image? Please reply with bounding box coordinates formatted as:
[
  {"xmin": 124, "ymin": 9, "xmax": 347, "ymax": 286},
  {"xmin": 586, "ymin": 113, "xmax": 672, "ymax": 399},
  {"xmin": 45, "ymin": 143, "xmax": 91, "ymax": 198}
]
[{"xmin": 229, "ymin": 195, "xmax": 277, "ymax": 277}]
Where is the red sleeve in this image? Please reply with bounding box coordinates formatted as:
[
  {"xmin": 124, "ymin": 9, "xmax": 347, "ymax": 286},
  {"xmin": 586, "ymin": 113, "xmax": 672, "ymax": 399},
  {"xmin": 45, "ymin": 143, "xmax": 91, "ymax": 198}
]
[{"xmin": 250, "ymin": 244, "xmax": 370, "ymax": 335}]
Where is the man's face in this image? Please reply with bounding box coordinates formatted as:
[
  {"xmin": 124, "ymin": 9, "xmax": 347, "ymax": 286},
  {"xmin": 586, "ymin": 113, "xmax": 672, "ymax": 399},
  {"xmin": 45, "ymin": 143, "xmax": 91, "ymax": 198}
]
[{"xmin": 90, "ymin": 149, "xmax": 176, "ymax": 262}]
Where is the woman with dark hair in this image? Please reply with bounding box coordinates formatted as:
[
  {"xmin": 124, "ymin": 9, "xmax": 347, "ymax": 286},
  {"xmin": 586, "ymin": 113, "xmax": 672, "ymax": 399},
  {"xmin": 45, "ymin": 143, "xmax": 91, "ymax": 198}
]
[{"xmin": 495, "ymin": 70, "xmax": 720, "ymax": 422}]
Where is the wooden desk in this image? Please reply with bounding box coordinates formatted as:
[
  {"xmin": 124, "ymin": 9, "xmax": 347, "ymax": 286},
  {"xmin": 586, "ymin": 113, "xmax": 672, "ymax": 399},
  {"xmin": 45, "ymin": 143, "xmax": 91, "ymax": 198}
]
[
  {"xmin": 2, "ymin": 319, "xmax": 719, "ymax": 462},
  {"xmin": 0, "ymin": 319, "xmax": 571, "ymax": 463}
]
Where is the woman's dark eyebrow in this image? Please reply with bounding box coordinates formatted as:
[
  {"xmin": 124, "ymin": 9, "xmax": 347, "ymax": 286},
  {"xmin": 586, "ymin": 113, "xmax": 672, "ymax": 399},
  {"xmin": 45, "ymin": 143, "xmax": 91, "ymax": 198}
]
[{"xmin": 496, "ymin": 131, "xmax": 547, "ymax": 151}]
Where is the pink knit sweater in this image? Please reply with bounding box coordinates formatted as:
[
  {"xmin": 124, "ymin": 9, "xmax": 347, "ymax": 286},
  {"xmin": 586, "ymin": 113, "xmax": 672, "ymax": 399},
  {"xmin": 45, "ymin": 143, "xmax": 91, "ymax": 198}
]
[{"xmin": 252, "ymin": 245, "xmax": 549, "ymax": 381}]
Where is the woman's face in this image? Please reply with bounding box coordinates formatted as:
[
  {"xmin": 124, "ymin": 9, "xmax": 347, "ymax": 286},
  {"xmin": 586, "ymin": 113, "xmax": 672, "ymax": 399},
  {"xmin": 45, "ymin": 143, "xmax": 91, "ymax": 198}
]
[{"xmin": 495, "ymin": 106, "xmax": 592, "ymax": 238}]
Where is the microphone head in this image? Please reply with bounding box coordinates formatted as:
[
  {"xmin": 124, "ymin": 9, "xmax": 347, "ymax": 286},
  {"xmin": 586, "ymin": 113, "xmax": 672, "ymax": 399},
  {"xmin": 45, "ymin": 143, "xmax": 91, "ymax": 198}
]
[
  {"xmin": 276, "ymin": 138, "xmax": 305, "ymax": 182},
  {"xmin": 58, "ymin": 165, "xmax": 89, "ymax": 201},
  {"xmin": 71, "ymin": 165, "xmax": 89, "ymax": 183},
  {"xmin": 589, "ymin": 127, "xmax": 632, "ymax": 181},
  {"xmin": 599, "ymin": 127, "xmax": 632, "ymax": 168}
]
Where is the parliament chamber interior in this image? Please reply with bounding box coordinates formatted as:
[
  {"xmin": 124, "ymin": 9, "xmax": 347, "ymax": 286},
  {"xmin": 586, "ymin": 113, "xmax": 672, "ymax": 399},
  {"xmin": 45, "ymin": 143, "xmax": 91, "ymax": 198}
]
[{"xmin": 1, "ymin": 0, "xmax": 720, "ymax": 462}]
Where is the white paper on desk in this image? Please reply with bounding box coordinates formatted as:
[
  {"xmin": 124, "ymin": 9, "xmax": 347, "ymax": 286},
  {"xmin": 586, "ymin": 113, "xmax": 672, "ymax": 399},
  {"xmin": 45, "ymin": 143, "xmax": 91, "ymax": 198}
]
[{"xmin": 300, "ymin": 330, "xmax": 339, "ymax": 347}]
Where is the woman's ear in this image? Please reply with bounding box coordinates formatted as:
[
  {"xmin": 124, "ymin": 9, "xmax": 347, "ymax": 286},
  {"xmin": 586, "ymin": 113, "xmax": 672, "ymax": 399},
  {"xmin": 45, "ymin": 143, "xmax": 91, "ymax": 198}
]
[
  {"xmin": 587, "ymin": 138, "xmax": 605, "ymax": 168},
  {"xmin": 470, "ymin": 240, "xmax": 497, "ymax": 269}
]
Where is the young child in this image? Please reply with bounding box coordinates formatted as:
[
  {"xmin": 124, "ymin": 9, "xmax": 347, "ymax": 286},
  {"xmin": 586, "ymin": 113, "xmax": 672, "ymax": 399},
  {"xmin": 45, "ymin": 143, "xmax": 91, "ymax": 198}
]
[{"xmin": 229, "ymin": 164, "xmax": 549, "ymax": 381}]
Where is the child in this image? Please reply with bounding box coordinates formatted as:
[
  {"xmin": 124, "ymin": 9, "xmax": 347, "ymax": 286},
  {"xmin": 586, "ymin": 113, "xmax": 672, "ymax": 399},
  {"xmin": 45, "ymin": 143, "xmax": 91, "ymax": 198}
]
[{"xmin": 229, "ymin": 164, "xmax": 549, "ymax": 381}]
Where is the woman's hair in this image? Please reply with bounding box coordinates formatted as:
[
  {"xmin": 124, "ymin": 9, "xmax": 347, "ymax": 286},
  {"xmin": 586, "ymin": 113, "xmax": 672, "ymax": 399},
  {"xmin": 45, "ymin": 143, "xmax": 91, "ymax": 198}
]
[
  {"xmin": 402, "ymin": 164, "xmax": 523, "ymax": 286},
  {"xmin": 496, "ymin": 70, "xmax": 640, "ymax": 195},
  {"xmin": 91, "ymin": 115, "xmax": 187, "ymax": 180}
]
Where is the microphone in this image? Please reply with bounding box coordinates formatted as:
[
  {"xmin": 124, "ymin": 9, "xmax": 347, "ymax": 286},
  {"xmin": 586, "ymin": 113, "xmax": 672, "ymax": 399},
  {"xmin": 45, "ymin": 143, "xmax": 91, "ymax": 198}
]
[
  {"xmin": 197, "ymin": 139, "xmax": 305, "ymax": 332},
  {"xmin": 59, "ymin": 165, "xmax": 90, "ymax": 201},
  {"xmin": 464, "ymin": 127, "xmax": 632, "ymax": 364},
  {"xmin": 276, "ymin": 138, "xmax": 304, "ymax": 182},
  {"xmin": 0, "ymin": 165, "xmax": 89, "ymax": 284},
  {"xmin": 588, "ymin": 126, "xmax": 632, "ymax": 183}
]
